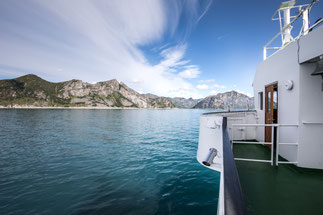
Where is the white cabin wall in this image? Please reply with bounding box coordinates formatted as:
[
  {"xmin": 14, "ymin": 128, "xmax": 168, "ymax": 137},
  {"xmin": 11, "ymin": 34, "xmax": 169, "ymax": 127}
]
[
  {"xmin": 299, "ymin": 25, "xmax": 323, "ymax": 63},
  {"xmin": 297, "ymin": 25, "xmax": 323, "ymax": 169},
  {"xmin": 253, "ymin": 42, "xmax": 300, "ymax": 162},
  {"xmin": 202, "ymin": 111, "xmax": 257, "ymax": 141},
  {"xmin": 298, "ymin": 63, "xmax": 323, "ymax": 169},
  {"xmin": 226, "ymin": 111, "xmax": 257, "ymax": 140}
]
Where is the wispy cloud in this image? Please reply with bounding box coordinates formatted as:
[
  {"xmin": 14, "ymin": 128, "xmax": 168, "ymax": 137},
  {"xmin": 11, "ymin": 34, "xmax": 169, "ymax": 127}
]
[
  {"xmin": 196, "ymin": 84, "xmax": 209, "ymax": 90},
  {"xmin": 158, "ymin": 45, "xmax": 190, "ymax": 70},
  {"xmin": 209, "ymin": 90, "xmax": 217, "ymax": 95},
  {"xmin": 212, "ymin": 84, "xmax": 226, "ymax": 89},
  {"xmin": 196, "ymin": 0, "xmax": 213, "ymax": 23},
  {"xmin": 235, "ymin": 90, "xmax": 252, "ymax": 97},
  {"xmin": 217, "ymin": 35, "xmax": 226, "ymax": 40},
  {"xmin": 0, "ymin": 0, "xmax": 212, "ymax": 98},
  {"xmin": 196, "ymin": 83, "xmax": 226, "ymax": 90},
  {"xmin": 178, "ymin": 65, "xmax": 200, "ymax": 79},
  {"xmin": 199, "ymin": 79, "xmax": 215, "ymax": 83}
]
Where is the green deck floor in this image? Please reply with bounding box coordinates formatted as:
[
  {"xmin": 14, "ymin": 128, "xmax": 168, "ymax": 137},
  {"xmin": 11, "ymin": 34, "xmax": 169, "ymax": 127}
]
[{"xmin": 233, "ymin": 143, "xmax": 323, "ymax": 215}]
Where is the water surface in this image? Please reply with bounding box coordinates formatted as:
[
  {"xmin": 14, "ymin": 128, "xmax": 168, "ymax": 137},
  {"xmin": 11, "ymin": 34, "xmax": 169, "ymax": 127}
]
[{"xmin": 0, "ymin": 109, "xmax": 220, "ymax": 215}]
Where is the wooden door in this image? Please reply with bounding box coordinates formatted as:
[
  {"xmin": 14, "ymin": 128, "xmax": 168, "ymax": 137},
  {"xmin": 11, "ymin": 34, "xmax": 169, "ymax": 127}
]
[{"xmin": 265, "ymin": 85, "xmax": 274, "ymax": 144}]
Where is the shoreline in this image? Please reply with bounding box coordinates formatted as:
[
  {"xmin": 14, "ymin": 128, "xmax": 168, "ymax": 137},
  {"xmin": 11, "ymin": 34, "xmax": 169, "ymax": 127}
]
[{"xmin": 0, "ymin": 106, "xmax": 179, "ymax": 110}]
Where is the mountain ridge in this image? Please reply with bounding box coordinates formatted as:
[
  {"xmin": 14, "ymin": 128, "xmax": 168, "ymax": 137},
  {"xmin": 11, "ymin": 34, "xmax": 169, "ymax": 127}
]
[
  {"xmin": 167, "ymin": 97, "xmax": 203, "ymax": 109},
  {"xmin": 193, "ymin": 90, "xmax": 254, "ymax": 110},
  {"xmin": 0, "ymin": 74, "xmax": 254, "ymax": 109},
  {"xmin": 0, "ymin": 74, "xmax": 175, "ymax": 108}
]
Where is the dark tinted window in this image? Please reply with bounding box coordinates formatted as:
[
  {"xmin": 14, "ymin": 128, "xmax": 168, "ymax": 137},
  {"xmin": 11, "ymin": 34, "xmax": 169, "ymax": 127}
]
[{"xmin": 258, "ymin": 92, "xmax": 263, "ymax": 110}]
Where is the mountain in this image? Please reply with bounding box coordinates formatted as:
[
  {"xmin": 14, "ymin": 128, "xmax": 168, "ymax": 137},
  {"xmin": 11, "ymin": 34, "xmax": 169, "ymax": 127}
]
[
  {"xmin": 141, "ymin": 94, "xmax": 175, "ymax": 109},
  {"xmin": 0, "ymin": 74, "xmax": 175, "ymax": 108},
  {"xmin": 0, "ymin": 75, "xmax": 255, "ymax": 109},
  {"xmin": 193, "ymin": 91, "xmax": 254, "ymax": 110},
  {"xmin": 168, "ymin": 97, "xmax": 202, "ymax": 109}
]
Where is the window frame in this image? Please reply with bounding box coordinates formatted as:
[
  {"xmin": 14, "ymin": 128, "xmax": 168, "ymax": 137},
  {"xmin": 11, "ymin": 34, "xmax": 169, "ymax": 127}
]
[{"xmin": 258, "ymin": 91, "xmax": 263, "ymax": 110}]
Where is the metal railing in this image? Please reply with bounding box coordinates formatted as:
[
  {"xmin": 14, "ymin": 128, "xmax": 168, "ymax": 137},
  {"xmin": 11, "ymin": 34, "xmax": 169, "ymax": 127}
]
[
  {"xmin": 232, "ymin": 124, "xmax": 275, "ymax": 165},
  {"xmin": 263, "ymin": 0, "xmax": 321, "ymax": 60},
  {"xmin": 275, "ymin": 124, "xmax": 299, "ymax": 166},
  {"xmin": 231, "ymin": 124, "xmax": 299, "ymax": 166},
  {"xmin": 302, "ymin": 121, "xmax": 323, "ymax": 124},
  {"xmin": 222, "ymin": 118, "xmax": 246, "ymax": 215}
]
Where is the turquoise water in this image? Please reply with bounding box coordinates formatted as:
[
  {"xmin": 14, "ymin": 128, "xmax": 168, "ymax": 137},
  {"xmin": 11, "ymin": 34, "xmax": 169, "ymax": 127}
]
[{"xmin": 0, "ymin": 109, "xmax": 220, "ymax": 215}]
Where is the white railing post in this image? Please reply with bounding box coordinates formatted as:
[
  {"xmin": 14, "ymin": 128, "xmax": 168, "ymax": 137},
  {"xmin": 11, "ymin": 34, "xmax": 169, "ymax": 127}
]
[
  {"xmin": 271, "ymin": 126, "xmax": 274, "ymax": 166},
  {"xmin": 264, "ymin": 1, "xmax": 319, "ymax": 59},
  {"xmin": 231, "ymin": 124, "xmax": 298, "ymax": 166},
  {"xmin": 276, "ymin": 126, "xmax": 280, "ymax": 166},
  {"xmin": 231, "ymin": 126, "xmax": 234, "ymax": 150},
  {"xmin": 278, "ymin": 10, "xmax": 283, "ymax": 44},
  {"xmin": 303, "ymin": 8, "xmax": 309, "ymax": 35},
  {"xmin": 263, "ymin": 47, "xmax": 267, "ymax": 60}
]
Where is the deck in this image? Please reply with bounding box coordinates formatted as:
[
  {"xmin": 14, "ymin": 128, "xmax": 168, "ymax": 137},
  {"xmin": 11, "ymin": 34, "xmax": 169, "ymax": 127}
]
[{"xmin": 233, "ymin": 143, "xmax": 323, "ymax": 215}]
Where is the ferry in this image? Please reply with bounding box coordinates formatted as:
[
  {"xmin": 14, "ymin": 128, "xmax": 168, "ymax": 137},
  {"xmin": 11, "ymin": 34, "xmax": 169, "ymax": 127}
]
[{"xmin": 197, "ymin": 0, "xmax": 323, "ymax": 214}]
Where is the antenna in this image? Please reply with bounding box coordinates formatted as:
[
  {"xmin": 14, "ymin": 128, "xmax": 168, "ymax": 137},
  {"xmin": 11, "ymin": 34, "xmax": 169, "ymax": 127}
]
[
  {"xmin": 279, "ymin": 0, "xmax": 296, "ymax": 9},
  {"xmin": 274, "ymin": 0, "xmax": 297, "ymax": 45},
  {"xmin": 264, "ymin": 0, "xmax": 319, "ymax": 60}
]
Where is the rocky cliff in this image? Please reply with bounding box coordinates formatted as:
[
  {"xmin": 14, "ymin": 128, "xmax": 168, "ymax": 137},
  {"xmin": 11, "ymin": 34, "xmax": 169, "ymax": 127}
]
[
  {"xmin": 193, "ymin": 91, "xmax": 254, "ymax": 110},
  {"xmin": 0, "ymin": 74, "xmax": 175, "ymax": 108},
  {"xmin": 168, "ymin": 97, "xmax": 202, "ymax": 109},
  {"xmin": 141, "ymin": 94, "xmax": 175, "ymax": 109}
]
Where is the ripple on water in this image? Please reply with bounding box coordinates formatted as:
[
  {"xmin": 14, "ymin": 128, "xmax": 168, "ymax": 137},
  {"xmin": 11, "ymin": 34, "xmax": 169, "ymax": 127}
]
[{"xmin": 0, "ymin": 109, "xmax": 219, "ymax": 215}]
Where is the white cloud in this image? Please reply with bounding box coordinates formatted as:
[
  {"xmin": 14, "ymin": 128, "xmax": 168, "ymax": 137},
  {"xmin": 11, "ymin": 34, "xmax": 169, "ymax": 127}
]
[
  {"xmin": 217, "ymin": 35, "xmax": 225, "ymax": 40},
  {"xmin": 159, "ymin": 45, "xmax": 188, "ymax": 68},
  {"xmin": 131, "ymin": 79, "xmax": 142, "ymax": 84},
  {"xmin": 199, "ymin": 79, "xmax": 215, "ymax": 83},
  {"xmin": 167, "ymin": 86, "xmax": 203, "ymax": 99},
  {"xmin": 178, "ymin": 65, "xmax": 200, "ymax": 79},
  {"xmin": 209, "ymin": 90, "xmax": 217, "ymax": 95},
  {"xmin": 196, "ymin": 84, "xmax": 209, "ymax": 90},
  {"xmin": 196, "ymin": 82, "xmax": 226, "ymax": 90},
  {"xmin": 0, "ymin": 0, "xmax": 212, "ymax": 98},
  {"xmin": 212, "ymin": 84, "xmax": 226, "ymax": 89},
  {"xmin": 236, "ymin": 90, "xmax": 252, "ymax": 97}
]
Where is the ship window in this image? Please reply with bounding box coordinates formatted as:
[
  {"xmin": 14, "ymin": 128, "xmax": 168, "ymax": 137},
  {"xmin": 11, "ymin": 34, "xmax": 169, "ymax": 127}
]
[
  {"xmin": 258, "ymin": 92, "xmax": 263, "ymax": 110},
  {"xmin": 267, "ymin": 91, "xmax": 271, "ymax": 113},
  {"xmin": 273, "ymin": 91, "xmax": 278, "ymax": 110}
]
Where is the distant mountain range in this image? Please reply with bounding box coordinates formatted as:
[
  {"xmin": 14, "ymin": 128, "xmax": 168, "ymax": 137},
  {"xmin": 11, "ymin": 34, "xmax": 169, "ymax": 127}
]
[
  {"xmin": 0, "ymin": 74, "xmax": 174, "ymax": 108},
  {"xmin": 193, "ymin": 91, "xmax": 254, "ymax": 110},
  {"xmin": 168, "ymin": 97, "xmax": 203, "ymax": 109},
  {"xmin": 0, "ymin": 74, "xmax": 254, "ymax": 109}
]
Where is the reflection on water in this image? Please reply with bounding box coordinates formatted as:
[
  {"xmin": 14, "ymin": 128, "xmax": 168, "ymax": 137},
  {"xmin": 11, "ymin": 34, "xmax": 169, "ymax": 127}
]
[{"xmin": 0, "ymin": 109, "xmax": 219, "ymax": 215}]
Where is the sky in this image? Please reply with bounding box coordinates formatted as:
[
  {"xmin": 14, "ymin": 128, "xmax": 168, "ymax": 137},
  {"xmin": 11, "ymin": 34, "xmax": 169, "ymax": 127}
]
[{"xmin": 0, "ymin": 0, "xmax": 322, "ymax": 98}]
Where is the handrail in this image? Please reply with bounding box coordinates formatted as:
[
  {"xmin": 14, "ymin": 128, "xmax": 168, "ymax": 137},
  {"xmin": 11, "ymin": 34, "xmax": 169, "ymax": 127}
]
[
  {"xmin": 232, "ymin": 124, "xmax": 298, "ymax": 127},
  {"xmin": 271, "ymin": 4, "xmax": 310, "ymax": 21},
  {"xmin": 263, "ymin": 0, "xmax": 319, "ymax": 60},
  {"xmin": 308, "ymin": 18, "xmax": 323, "ymax": 31},
  {"xmin": 222, "ymin": 117, "xmax": 246, "ymax": 215},
  {"xmin": 231, "ymin": 123, "xmax": 299, "ymax": 166},
  {"xmin": 302, "ymin": 121, "xmax": 323, "ymax": 124},
  {"xmin": 232, "ymin": 124, "xmax": 275, "ymax": 165},
  {"xmin": 276, "ymin": 127, "xmax": 299, "ymax": 166},
  {"xmin": 295, "ymin": 18, "xmax": 323, "ymax": 40}
]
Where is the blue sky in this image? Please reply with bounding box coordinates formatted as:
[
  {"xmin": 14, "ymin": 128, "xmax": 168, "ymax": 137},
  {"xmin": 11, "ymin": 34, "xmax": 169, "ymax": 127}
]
[{"xmin": 0, "ymin": 0, "xmax": 322, "ymax": 98}]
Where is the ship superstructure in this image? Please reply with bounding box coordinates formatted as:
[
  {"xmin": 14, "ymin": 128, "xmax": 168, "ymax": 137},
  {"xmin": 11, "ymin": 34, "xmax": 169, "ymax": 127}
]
[{"xmin": 197, "ymin": 1, "xmax": 323, "ymax": 214}]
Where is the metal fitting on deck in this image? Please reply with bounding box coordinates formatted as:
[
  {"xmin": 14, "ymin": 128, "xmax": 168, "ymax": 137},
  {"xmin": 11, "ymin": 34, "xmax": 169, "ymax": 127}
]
[{"xmin": 202, "ymin": 148, "xmax": 218, "ymax": 166}]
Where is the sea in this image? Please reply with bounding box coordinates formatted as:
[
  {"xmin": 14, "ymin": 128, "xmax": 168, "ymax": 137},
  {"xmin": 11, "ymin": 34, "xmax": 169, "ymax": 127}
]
[{"xmin": 0, "ymin": 109, "xmax": 220, "ymax": 215}]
